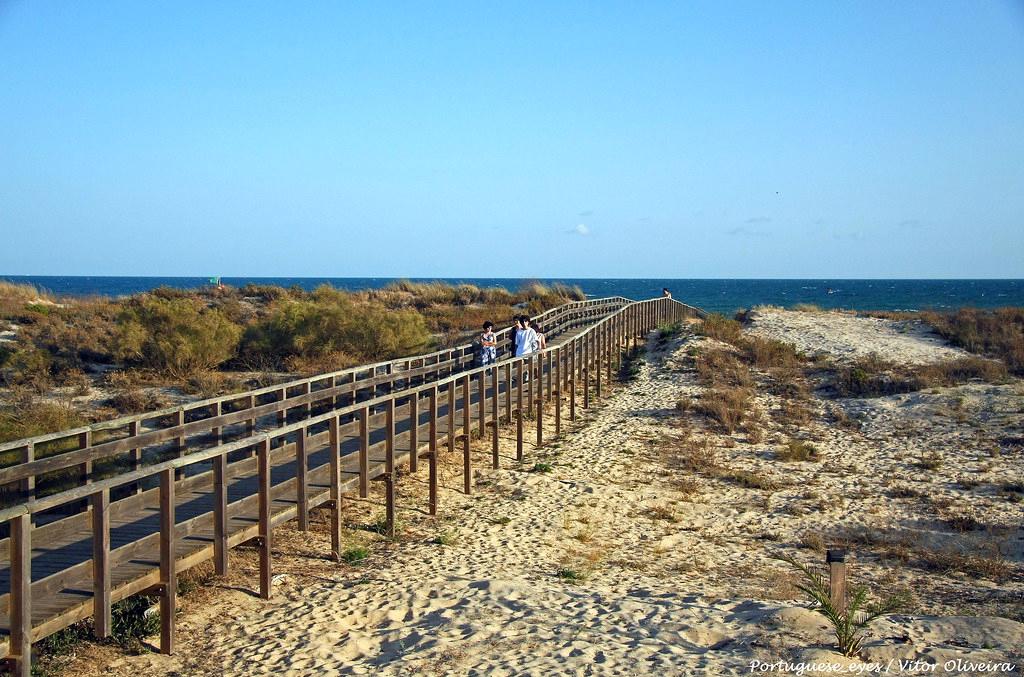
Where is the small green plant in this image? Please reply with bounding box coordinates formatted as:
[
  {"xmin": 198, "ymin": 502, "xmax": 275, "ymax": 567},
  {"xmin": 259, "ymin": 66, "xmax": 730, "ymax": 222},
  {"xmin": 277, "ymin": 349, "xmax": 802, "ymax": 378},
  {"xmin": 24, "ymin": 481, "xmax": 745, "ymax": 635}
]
[
  {"xmin": 531, "ymin": 462, "xmax": 553, "ymax": 473},
  {"xmin": 556, "ymin": 567, "xmax": 586, "ymax": 583},
  {"xmin": 657, "ymin": 322, "xmax": 683, "ymax": 342},
  {"xmin": 490, "ymin": 515, "xmax": 512, "ymax": 525},
  {"xmin": 774, "ymin": 554, "xmax": 908, "ymax": 657},
  {"xmin": 433, "ymin": 529, "xmax": 459, "ymax": 546},
  {"xmin": 341, "ymin": 545, "xmax": 370, "ymax": 564}
]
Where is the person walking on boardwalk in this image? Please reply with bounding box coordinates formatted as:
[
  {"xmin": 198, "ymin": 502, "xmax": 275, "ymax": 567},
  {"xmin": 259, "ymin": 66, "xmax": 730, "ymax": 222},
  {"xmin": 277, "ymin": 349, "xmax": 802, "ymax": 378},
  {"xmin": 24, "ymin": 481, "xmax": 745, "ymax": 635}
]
[
  {"xmin": 479, "ymin": 321, "xmax": 497, "ymax": 365},
  {"xmin": 507, "ymin": 317, "xmax": 523, "ymax": 359},
  {"xmin": 516, "ymin": 316, "xmax": 538, "ymax": 357}
]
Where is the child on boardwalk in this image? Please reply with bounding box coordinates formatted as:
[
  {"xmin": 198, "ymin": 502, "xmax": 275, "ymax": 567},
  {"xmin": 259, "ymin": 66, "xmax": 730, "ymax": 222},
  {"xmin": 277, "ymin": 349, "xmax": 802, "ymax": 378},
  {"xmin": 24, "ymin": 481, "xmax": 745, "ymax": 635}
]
[{"xmin": 479, "ymin": 321, "xmax": 497, "ymax": 365}]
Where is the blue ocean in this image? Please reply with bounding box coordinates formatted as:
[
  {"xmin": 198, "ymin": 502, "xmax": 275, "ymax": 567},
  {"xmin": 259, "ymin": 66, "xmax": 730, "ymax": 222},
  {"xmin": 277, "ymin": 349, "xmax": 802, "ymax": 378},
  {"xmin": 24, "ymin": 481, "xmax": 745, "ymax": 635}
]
[{"xmin": 2, "ymin": 276, "xmax": 1022, "ymax": 314}]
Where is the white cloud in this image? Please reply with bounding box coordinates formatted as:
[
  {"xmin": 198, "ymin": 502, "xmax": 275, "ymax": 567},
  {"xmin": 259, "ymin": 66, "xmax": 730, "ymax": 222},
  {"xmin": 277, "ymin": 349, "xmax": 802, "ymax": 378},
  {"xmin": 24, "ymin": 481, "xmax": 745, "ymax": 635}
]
[{"xmin": 573, "ymin": 223, "xmax": 590, "ymax": 236}]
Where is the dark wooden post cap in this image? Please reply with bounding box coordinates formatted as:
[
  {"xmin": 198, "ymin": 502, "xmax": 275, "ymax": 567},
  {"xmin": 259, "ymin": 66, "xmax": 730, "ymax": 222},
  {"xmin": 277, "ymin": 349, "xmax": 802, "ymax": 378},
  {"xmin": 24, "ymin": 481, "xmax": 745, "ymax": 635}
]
[{"xmin": 826, "ymin": 549, "xmax": 847, "ymax": 563}]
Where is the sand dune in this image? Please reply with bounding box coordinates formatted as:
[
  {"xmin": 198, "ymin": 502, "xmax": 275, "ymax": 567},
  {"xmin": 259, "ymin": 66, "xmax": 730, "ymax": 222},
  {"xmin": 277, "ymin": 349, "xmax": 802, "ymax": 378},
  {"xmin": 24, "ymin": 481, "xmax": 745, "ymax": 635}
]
[{"xmin": 66, "ymin": 312, "xmax": 1022, "ymax": 676}]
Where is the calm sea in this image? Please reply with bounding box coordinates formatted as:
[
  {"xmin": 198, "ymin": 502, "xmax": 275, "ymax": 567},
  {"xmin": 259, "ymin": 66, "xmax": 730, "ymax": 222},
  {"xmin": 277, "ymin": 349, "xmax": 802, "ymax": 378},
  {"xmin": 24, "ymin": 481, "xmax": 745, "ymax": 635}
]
[{"xmin": 3, "ymin": 276, "xmax": 1022, "ymax": 314}]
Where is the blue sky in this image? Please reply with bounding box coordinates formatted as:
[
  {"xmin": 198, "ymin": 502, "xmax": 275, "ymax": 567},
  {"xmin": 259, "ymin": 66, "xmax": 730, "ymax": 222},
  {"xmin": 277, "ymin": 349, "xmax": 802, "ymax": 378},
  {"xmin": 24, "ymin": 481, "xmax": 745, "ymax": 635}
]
[{"xmin": 1, "ymin": 1, "xmax": 1022, "ymax": 278}]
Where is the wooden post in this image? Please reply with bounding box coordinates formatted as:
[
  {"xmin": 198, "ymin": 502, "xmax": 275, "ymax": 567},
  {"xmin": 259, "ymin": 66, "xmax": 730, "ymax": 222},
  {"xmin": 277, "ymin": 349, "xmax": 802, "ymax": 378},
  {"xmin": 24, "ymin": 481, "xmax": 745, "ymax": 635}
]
[
  {"xmin": 827, "ymin": 549, "xmax": 847, "ymax": 609},
  {"xmin": 428, "ymin": 386, "xmax": 438, "ymax": 516},
  {"xmin": 19, "ymin": 441, "xmax": 34, "ymax": 503},
  {"xmin": 79, "ymin": 429, "xmax": 92, "ymax": 485},
  {"xmin": 173, "ymin": 411, "xmax": 184, "ymax": 479},
  {"xmin": 490, "ymin": 366, "xmax": 499, "ymax": 468},
  {"xmin": 596, "ymin": 325, "xmax": 603, "ymax": 399},
  {"xmin": 606, "ymin": 322, "xmax": 613, "ymax": 382},
  {"xmin": 359, "ymin": 406, "xmax": 369, "ymax": 498},
  {"xmin": 504, "ymin": 362, "xmax": 512, "ymax": 424},
  {"xmin": 211, "ymin": 401, "xmax": 222, "ymax": 447},
  {"xmin": 328, "ymin": 416, "xmax": 342, "ymax": 560},
  {"xmin": 277, "ymin": 388, "xmax": 287, "ymax": 426},
  {"xmin": 536, "ymin": 399, "xmax": 543, "ymax": 448},
  {"xmin": 91, "ymin": 488, "xmax": 111, "ymax": 638},
  {"xmin": 159, "ymin": 468, "xmax": 176, "ymax": 655},
  {"xmin": 10, "ymin": 513, "xmax": 32, "ymax": 677},
  {"xmin": 409, "ymin": 391, "xmax": 419, "ymax": 473},
  {"xmin": 462, "ymin": 374, "xmax": 471, "ymax": 440},
  {"xmin": 477, "ymin": 372, "xmax": 486, "ymax": 439},
  {"xmin": 447, "ymin": 382, "xmax": 456, "ymax": 455},
  {"xmin": 526, "ymin": 355, "xmax": 534, "ymax": 413},
  {"xmin": 583, "ymin": 331, "xmax": 590, "ymax": 410},
  {"xmin": 293, "ymin": 430, "xmax": 307, "ymax": 531},
  {"xmin": 569, "ymin": 339, "xmax": 577, "ymax": 421},
  {"xmin": 246, "ymin": 395, "xmax": 255, "ymax": 435},
  {"xmin": 213, "ymin": 452, "xmax": 228, "ymax": 576},
  {"xmin": 516, "ymin": 360, "xmax": 524, "ymax": 461},
  {"xmin": 554, "ymin": 347, "xmax": 561, "ymax": 438},
  {"xmin": 545, "ymin": 350, "xmax": 553, "ymax": 404},
  {"xmin": 384, "ymin": 399, "xmax": 396, "ymax": 538},
  {"xmin": 462, "ymin": 434, "xmax": 472, "ymax": 495},
  {"xmin": 257, "ymin": 439, "xmax": 272, "ymax": 600}
]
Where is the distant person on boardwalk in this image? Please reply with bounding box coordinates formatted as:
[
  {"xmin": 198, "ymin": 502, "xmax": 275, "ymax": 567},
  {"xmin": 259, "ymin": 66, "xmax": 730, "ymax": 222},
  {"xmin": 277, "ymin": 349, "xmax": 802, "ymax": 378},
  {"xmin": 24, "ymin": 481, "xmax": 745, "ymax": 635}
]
[
  {"xmin": 529, "ymin": 319, "xmax": 547, "ymax": 351},
  {"xmin": 479, "ymin": 321, "xmax": 497, "ymax": 365},
  {"xmin": 662, "ymin": 288, "xmax": 672, "ymax": 298}
]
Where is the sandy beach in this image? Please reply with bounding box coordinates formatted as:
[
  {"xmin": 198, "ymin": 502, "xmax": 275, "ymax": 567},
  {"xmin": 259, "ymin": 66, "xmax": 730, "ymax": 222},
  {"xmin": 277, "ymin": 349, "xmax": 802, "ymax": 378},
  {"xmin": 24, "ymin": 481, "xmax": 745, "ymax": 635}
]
[{"xmin": 55, "ymin": 308, "xmax": 1022, "ymax": 676}]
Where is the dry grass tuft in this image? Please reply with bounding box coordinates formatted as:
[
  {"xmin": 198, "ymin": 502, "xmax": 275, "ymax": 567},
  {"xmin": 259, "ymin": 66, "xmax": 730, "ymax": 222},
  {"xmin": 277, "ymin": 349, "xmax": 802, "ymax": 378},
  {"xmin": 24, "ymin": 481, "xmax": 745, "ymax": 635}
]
[
  {"xmin": 693, "ymin": 387, "xmax": 751, "ymax": 433},
  {"xmin": 776, "ymin": 439, "xmax": 821, "ymax": 462}
]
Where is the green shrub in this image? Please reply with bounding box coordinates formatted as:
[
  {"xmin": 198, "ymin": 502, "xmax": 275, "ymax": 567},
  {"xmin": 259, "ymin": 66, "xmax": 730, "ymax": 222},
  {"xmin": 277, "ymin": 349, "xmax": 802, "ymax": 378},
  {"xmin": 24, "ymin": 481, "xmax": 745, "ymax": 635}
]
[
  {"xmin": 0, "ymin": 345, "xmax": 52, "ymax": 390},
  {"xmin": 115, "ymin": 296, "xmax": 242, "ymax": 377},
  {"xmin": 243, "ymin": 286, "xmax": 430, "ymax": 365}
]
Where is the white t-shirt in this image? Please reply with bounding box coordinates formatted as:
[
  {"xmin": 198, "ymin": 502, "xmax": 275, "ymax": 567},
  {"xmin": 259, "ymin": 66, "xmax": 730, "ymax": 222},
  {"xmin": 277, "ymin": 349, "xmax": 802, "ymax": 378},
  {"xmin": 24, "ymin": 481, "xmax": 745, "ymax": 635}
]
[{"xmin": 515, "ymin": 327, "xmax": 538, "ymax": 356}]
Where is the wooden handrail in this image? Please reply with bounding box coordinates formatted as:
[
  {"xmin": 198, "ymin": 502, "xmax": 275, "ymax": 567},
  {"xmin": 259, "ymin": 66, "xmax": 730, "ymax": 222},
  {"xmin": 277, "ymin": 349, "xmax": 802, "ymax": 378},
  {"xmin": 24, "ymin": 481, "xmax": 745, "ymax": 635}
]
[
  {"xmin": 0, "ymin": 296, "xmax": 632, "ymax": 490},
  {"xmin": 0, "ymin": 295, "xmax": 632, "ymax": 456}
]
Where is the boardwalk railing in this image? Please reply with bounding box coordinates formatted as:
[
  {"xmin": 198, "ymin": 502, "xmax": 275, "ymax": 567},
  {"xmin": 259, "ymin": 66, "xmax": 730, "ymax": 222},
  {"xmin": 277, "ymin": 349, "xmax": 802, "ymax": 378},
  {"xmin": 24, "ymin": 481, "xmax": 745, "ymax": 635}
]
[{"xmin": 0, "ymin": 296, "xmax": 703, "ymax": 675}]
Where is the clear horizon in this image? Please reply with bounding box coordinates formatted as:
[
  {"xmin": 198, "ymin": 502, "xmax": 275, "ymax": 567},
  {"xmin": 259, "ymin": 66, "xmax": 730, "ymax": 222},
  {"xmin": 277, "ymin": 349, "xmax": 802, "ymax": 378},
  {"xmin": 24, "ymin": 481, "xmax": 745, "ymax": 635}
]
[{"xmin": 2, "ymin": 2, "xmax": 1022, "ymax": 279}]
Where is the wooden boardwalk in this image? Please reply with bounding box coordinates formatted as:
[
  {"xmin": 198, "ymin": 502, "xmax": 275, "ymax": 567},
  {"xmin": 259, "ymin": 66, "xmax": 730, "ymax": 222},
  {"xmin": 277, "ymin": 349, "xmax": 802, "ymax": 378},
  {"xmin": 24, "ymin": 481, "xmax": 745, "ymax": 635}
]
[{"xmin": 0, "ymin": 296, "xmax": 704, "ymax": 675}]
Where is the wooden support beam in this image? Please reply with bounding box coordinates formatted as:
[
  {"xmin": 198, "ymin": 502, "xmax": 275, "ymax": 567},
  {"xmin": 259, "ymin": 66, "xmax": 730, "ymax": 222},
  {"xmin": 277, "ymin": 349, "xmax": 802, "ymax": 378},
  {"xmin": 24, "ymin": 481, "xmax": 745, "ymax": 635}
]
[
  {"xmin": 19, "ymin": 441, "xmax": 34, "ymax": 504},
  {"xmin": 91, "ymin": 488, "xmax": 111, "ymax": 638},
  {"xmin": 477, "ymin": 372, "xmax": 486, "ymax": 439},
  {"xmin": 536, "ymin": 400, "xmax": 543, "ymax": 448},
  {"xmin": 491, "ymin": 366, "xmax": 500, "ymax": 469},
  {"xmin": 9, "ymin": 513, "xmax": 32, "ymax": 677},
  {"xmin": 554, "ymin": 347, "xmax": 561, "ymax": 438},
  {"xmin": 408, "ymin": 391, "xmax": 419, "ymax": 473},
  {"xmin": 428, "ymin": 386, "xmax": 438, "ymax": 516},
  {"xmin": 384, "ymin": 399, "xmax": 396, "ymax": 538},
  {"xmin": 461, "ymin": 374, "xmax": 471, "ymax": 440},
  {"xmin": 569, "ymin": 339, "xmax": 577, "ymax": 422},
  {"xmin": 213, "ymin": 453, "xmax": 228, "ymax": 576},
  {"xmin": 516, "ymin": 360, "xmax": 524, "ymax": 461},
  {"xmin": 159, "ymin": 468, "xmax": 176, "ymax": 655},
  {"xmin": 359, "ymin": 406, "xmax": 370, "ymax": 498},
  {"xmin": 447, "ymin": 382, "xmax": 456, "ymax": 455},
  {"xmin": 296, "ymin": 428, "xmax": 308, "ymax": 531},
  {"xmin": 526, "ymin": 355, "xmax": 534, "ymax": 413},
  {"xmin": 504, "ymin": 362, "xmax": 512, "ymax": 424},
  {"xmin": 257, "ymin": 439, "xmax": 272, "ymax": 600},
  {"xmin": 583, "ymin": 332, "xmax": 590, "ymax": 410},
  {"xmin": 329, "ymin": 416, "xmax": 342, "ymax": 560}
]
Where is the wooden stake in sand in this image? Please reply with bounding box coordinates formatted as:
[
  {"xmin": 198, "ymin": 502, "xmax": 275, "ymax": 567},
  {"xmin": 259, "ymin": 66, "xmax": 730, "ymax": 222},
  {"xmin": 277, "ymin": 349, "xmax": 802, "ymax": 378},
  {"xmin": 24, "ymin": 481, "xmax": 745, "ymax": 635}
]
[{"xmin": 827, "ymin": 549, "xmax": 847, "ymax": 609}]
